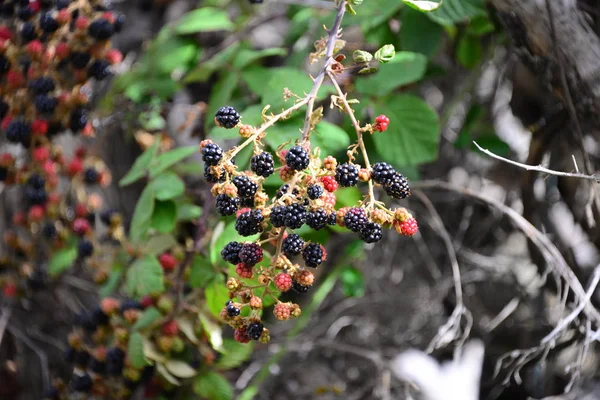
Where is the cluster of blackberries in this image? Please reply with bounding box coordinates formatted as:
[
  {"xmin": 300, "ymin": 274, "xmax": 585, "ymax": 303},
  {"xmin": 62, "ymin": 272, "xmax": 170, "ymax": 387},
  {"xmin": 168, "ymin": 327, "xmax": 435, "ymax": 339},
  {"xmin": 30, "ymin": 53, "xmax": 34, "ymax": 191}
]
[
  {"xmin": 24, "ymin": 173, "xmax": 47, "ymax": 205},
  {"xmin": 371, "ymin": 162, "xmax": 410, "ymax": 199}
]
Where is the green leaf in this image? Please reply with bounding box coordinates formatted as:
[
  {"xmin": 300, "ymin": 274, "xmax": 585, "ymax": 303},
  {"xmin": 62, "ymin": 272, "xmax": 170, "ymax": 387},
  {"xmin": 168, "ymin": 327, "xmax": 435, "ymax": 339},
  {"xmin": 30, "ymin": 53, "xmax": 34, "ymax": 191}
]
[
  {"xmin": 130, "ymin": 185, "xmax": 156, "ymax": 243},
  {"xmin": 206, "ymin": 72, "xmax": 240, "ymax": 131},
  {"xmin": 149, "ymin": 146, "xmax": 198, "ymax": 178},
  {"xmin": 48, "ymin": 245, "xmax": 77, "ymax": 276},
  {"xmin": 119, "ymin": 141, "xmax": 160, "ymax": 186},
  {"xmin": 189, "ymin": 255, "xmax": 216, "ymax": 288},
  {"xmin": 373, "ymin": 95, "xmax": 440, "ymax": 166},
  {"xmin": 232, "ymin": 48, "xmax": 288, "ymax": 70},
  {"xmin": 355, "ymin": 52, "xmax": 427, "ymax": 96},
  {"xmin": 155, "ymin": 36, "xmax": 199, "ymax": 74},
  {"xmin": 142, "ymin": 234, "xmax": 178, "ymax": 256},
  {"xmin": 165, "ymin": 360, "xmax": 197, "ymax": 378},
  {"xmin": 427, "ymin": 0, "xmax": 487, "ymax": 25},
  {"xmin": 193, "ymin": 371, "xmax": 233, "ymax": 400},
  {"xmin": 216, "ymin": 339, "xmax": 254, "ymax": 369},
  {"xmin": 402, "ymin": 0, "xmax": 442, "ymax": 11},
  {"xmin": 199, "ymin": 313, "xmax": 224, "ymax": 352},
  {"xmin": 457, "ymin": 35, "xmax": 482, "ymax": 69},
  {"xmin": 151, "ymin": 200, "xmax": 177, "ymax": 233},
  {"xmin": 125, "ymin": 255, "xmax": 165, "ymax": 298},
  {"xmin": 340, "ymin": 266, "xmax": 365, "ymax": 297},
  {"xmin": 400, "ymin": 6, "xmax": 444, "ymax": 58},
  {"xmin": 99, "ymin": 266, "xmax": 122, "ymax": 297},
  {"xmin": 184, "ymin": 43, "xmax": 241, "ymax": 83},
  {"xmin": 133, "ymin": 307, "xmax": 162, "ymax": 331},
  {"xmin": 128, "ymin": 332, "xmax": 149, "ymax": 369},
  {"xmin": 467, "ymin": 15, "xmax": 495, "ymax": 36},
  {"xmin": 312, "ymin": 122, "xmax": 350, "ymax": 157},
  {"xmin": 151, "ymin": 172, "xmax": 185, "ymax": 201},
  {"xmin": 205, "ymin": 279, "xmax": 230, "ymax": 318},
  {"xmin": 261, "ymin": 67, "xmax": 331, "ymax": 111},
  {"xmin": 174, "ymin": 7, "xmax": 234, "ymax": 34},
  {"xmin": 238, "ymin": 387, "xmax": 259, "ymax": 400},
  {"xmin": 177, "ymin": 203, "xmax": 202, "ymax": 221}
]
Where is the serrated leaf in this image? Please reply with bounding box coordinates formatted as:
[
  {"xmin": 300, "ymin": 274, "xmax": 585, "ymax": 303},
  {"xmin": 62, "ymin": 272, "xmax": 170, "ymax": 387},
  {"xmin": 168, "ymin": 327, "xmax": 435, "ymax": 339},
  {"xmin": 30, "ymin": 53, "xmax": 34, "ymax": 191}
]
[
  {"xmin": 215, "ymin": 339, "xmax": 254, "ymax": 369},
  {"xmin": 184, "ymin": 43, "xmax": 241, "ymax": 83},
  {"xmin": 150, "ymin": 200, "xmax": 177, "ymax": 233},
  {"xmin": 176, "ymin": 317, "xmax": 199, "ymax": 344},
  {"xmin": 356, "ymin": 52, "xmax": 427, "ymax": 96},
  {"xmin": 176, "ymin": 203, "xmax": 202, "ymax": 221},
  {"xmin": 151, "ymin": 172, "xmax": 185, "ymax": 201},
  {"xmin": 133, "ymin": 307, "xmax": 162, "ymax": 331},
  {"xmin": 427, "ymin": 0, "xmax": 487, "ymax": 25},
  {"xmin": 119, "ymin": 141, "xmax": 159, "ymax": 186},
  {"xmin": 174, "ymin": 7, "xmax": 233, "ymax": 34},
  {"xmin": 130, "ymin": 185, "xmax": 155, "ymax": 243},
  {"xmin": 400, "ymin": 6, "xmax": 444, "ymax": 58},
  {"xmin": 193, "ymin": 371, "xmax": 233, "ymax": 400},
  {"xmin": 199, "ymin": 313, "xmax": 224, "ymax": 352},
  {"xmin": 128, "ymin": 332, "xmax": 149, "ymax": 369},
  {"xmin": 165, "ymin": 360, "xmax": 197, "ymax": 378},
  {"xmin": 154, "ymin": 36, "xmax": 199, "ymax": 74},
  {"xmin": 142, "ymin": 234, "xmax": 178, "ymax": 256},
  {"xmin": 312, "ymin": 121, "xmax": 351, "ymax": 157},
  {"xmin": 402, "ymin": 0, "xmax": 442, "ymax": 11},
  {"xmin": 373, "ymin": 95, "xmax": 440, "ymax": 166},
  {"xmin": 157, "ymin": 362, "xmax": 181, "ymax": 385},
  {"xmin": 205, "ymin": 279, "xmax": 230, "ymax": 318},
  {"xmin": 99, "ymin": 266, "xmax": 122, "ymax": 297},
  {"xmin": 125, "ymin": 255, "xmax": 165, "ymax": 298},
  {"xmin": 48, "ymin": 245, "xmax": 78, "ymax": 276},
  {"xmin": 233, "ymin": 47, "xmax": 287, "ymax": 70},
  {"xmin": 149, "ymin": 146, "xmax": 198, "ymax": 178},
  {"xmin": 189, "ymin": 255, "xmax": 216, "ymax": 288}
]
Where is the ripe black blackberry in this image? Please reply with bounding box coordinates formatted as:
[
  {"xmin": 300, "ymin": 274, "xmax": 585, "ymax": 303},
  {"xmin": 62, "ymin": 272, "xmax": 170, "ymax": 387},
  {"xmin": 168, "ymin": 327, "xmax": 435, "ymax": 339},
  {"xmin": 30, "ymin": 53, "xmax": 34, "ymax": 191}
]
[
  {"xmin": 204, "ymin": 163, "xmax": 225, "ymax": 183},
  {"xmin": 240, "ymin": 196, "xmax": 255, "ymax": 208},
  {"xmin": 70, "ymin": 52, "xmax": 91, "ymax": 69},
  {"xmin": 83, "ymin": 168, "xmax": 99, "ymax": 184},
  {"xmin": 114, "ymin": 13, "xmax": 126, "ymax": 32},
  {"xmin": 384, "ymin": 173, "xmax": 410, "ymax": 199},
  {"xmin": 283, "ymin": 202, "xmax": 306, "ymax": 229},
  {"xmin": 292, "ymin": 279, "xmax": 310, "ymax": 293},
  {"xmin": 250, "ymin": 152, "xmax": 274, "ymax": 177},
  {"xmin": 302, "ymin": 243, "xmax": 324, "ymax": 268},
  {"xmin": 215, "ymin": 194, "xmax": 240, "ymax": 216},
  {"xmin": 69, "ymin": 108, "xmax": 88, "ymax": 132},
  {"xmin": 226, "ymin": 301, "xmax": 240, "ymax": 317},
  {"xmin": 78, "ymin": 240, "xmax": 94, "ymax": 258},
  {"xmin": 34, "ymin": 94, "xmax": 57, "ymax": 114},
  {"xmin": 201, "ymin": 142, "xmax": 223, "ymax": 166},
  {"xmin": 270, "ymin": 205, "xmax": 285, "ymax": 227},
  {"xmin": 335, "ymin": 163, "xmax": 359, "ymax": 187},
  {"xmin": 344, "ymin": 207, "xmax": 367, "ymax": 232},
  {"xmin": 232, "ymin": 175, "xmax": 258, "ymax": 198},
  {"xmin": 25, "ymin": 186, "xmax": 47, "ymax": 204},
  {"xmin": 359, "ymin": 222, "xmax": 383, "ymax": 243},
  {"xmin": 42, "ymin": 222, "xmax": 57, "ymax": 238},
  {"xmin": 221, "ymin": 241, "xmax": 243, "ymax": 264},
  {"xmin": 5, "ymin": 120, "xmax": 31, "ymax": 145},
  {"xmin": 89, "ymin": 357, "xmax": 106, "ymax": 374},
  {"xmin": 285, "ymin": 145, "xmax": 310, "ymax": 171},
  {"xmin": 100, "ymin": 209, "xmax": 116, "ymax": 225},
  {"xmin": 276, "ymin": 184, "xmax": 299, "ymax": 199},
  {"xmin": 119, "ymin": 300, "xmax": 142, "ymax": 313},
  {"xmin": 238, "ymin": 243, "xmax": 262, "ymax": 266},
  {"xmin": 39, "ymin": 12, "xmax": 58, "ymax": 32},
  {"xmin": 246, "ymin": 322, "xmax": 264, "ymax": 340},
  {"xmin": 74, "ymin": 349, "xmax": 91, "ymax": 367},
  {"xmin": 88, "ymin": 18, "xmax": 114, "ymax": 40},
  {"xmin": 88, "ymin": 59, "xmax": 111, "ymax": 80},
  {"xmin": 328, "ymin": 212, "xmax": 337, "ymax": 225},
  {"xmin": 282, "ymin": 233, "xmax": 304, "ymax": 258},
  {"xmin": 306, "ymin": 208, "xmax": 329, "ymax": 230},
  {"xmin": 56, "ymin": 0, "xmax": 71, "ymax": 9},
  {"xmin": 306, "ymin": 184, "xmax": 324, "ymax": 200},
  {"xmin": 215, "ymin": 105, "xmax": 240, "ymax": 129},
  {"xmin": 20, "ymin": 22, "xmax": 36, "ymax": 41},
  {"xmin": 106, "ymin": 347, "xmax": 125, "ymax": 375},
  {"xmin": 235, "ymin": 209, "xmax": 264, "ymax": 236},
  {"xmin": 28, "ymin": 174, "xmax": 45, "ymax": 189},
  {"xmin": 249, "ymin": 0, "xmax": 264, "ymax": 3},
  {"xmin": 91, "ymin": 306, "xmax": 109, "ymax": 325},
  {"xmin": 29, "ymin": 76, "xmax": 55, "ymax": 94},
  {"xmin": 371, "ymin": 162, "xmax": 396, "ymax": 185},
  {"xmin": 0, "ymin": 167, "xmax": 6, "ymax": 182},
  {"xmin": 71, "ymin": 373, "xmax": 93, "ymax": 392}
]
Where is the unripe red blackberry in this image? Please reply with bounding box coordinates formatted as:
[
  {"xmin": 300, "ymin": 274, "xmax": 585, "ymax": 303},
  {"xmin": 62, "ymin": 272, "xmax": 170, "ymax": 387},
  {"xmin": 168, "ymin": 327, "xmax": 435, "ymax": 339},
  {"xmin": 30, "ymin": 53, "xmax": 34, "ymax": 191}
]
[
  {"xmin": 396, "ymin": 218, "xmax": 418, "ymax": 236},
  {"xmin": 374, "ymin": 114, "xmax": 390, "ymax": 132},
  {"xmin": 221, "ymin": 241, "xmax": 243, "ymax": 265},
  {"xmin": 246, "ymin": 322, "xmax": 264, "ymax": 340},
  {"xmin": 159, "ymin": 253, "xmax": 177, "ymax": 271},
  {"xmin": 384, "ymin": 172, "xmax": 410, "ymax": 199},
  {"xmin": 302, "ymin": 243, "xmax": 324, "ymax": 268},
  {"xmin": 238, "ymin": 243, "xmax": 263, "ymax": 266},
  {"xmin": 250, "ymin": 152, "xmax": 274, "ymax": 177},
  {"xmin": 215, "ymin": 105, "xmax": 240, "ymax": 129},
  {"xmin": 235, "ymin": 263, "xmax": 253, "ymax": 279},
  {"xmin": 320, "ymin": 175, "xmax": 338, "ymax": 192},
  {"xmin": 285, "ymin": 145, "xmax": 310, "ymax": 171},
  {"xmin": 343, "ymin": 207, "xmax": 367, "ymax": 232},
  {"xmin": 72, "ymin": 218, "xmax": 90, "ymax": 236},
  {"xmin": 359, "ymin": 222, "xmax": 383, "ymax": 243},
  {"xmin": 282, "ymin": 233, "xmax": 304, "ymax": 258},
  {"xmin": 162, "ymin": 320, "xmax": 179, "ymax": 336},
  {"xmin": 215, "ymin": 194, "xmax": 240, "ymax": 216},
  {"xmin": 307, "ymin": 184, "xmax": 324, "ymax": 199},
  {"xmin": 335, "ymin": 163, "xmax": 359, "ymax": 187},
  {"xmin": 306, "ymin": 208, "xmax": 329, "ymax": 230},
  {"xmin": 234, "ymin": 327, "xmax": 251, "ymax": 343},
  {"xmin": 275, "ymin": 273, "xmax": 293, "ymax": 292},
  {"xmin": 232, "ymin": 175, "xmax": 258, "ymax": 198},
  {"xmin": 273, "ymin": 303, "xmax": 291, "ymax": 320},
  {"xmin": 201, "ymin": 142, "xmax": 223, "ymax": 166}
]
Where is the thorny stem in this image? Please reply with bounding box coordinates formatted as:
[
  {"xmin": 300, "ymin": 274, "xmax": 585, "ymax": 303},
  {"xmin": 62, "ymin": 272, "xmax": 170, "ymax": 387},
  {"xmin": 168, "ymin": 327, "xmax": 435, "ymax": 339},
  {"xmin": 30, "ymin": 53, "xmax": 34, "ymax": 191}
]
[{"xmin": 327, "ymin": 70, "xmax": 376, "ymax": 208}]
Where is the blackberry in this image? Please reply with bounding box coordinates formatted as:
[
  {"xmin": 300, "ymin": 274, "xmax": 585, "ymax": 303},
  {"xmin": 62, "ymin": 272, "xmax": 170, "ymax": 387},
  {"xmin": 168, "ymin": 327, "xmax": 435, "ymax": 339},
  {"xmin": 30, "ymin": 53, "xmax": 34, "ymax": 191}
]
[
  {"xmin": 89, "ymin": 358, "xmax": 106, "ymax": 374},
  {"xmin": 39, "ymin": 12, "xmax": 59, "ymax": 32},
  {"xmin": 306, "ymin": 184, "xmax": 324, "ymax": 200},
  {"xmin": 276, "ymin": 184, "xmax": 299, "ymax": 199},
  {"xmin": 88, "ymin": 59, "xmax": 111, "ymax": 80},
  {"xmin": 302, "ymin": 243, "xmax": 324, "ymax": 268},
  {"xmin": 42, "ymin": 222, "xmax": 57, "ymax": 238},
  {"xmin": 119, "ymin": 300, "xmax": 142, "ymax": 314},
  {"xmin": 201, "ymin": 142, "xmax": 223, "ymax": 166},
  {"xmin": 56, "ymin": 0, "xmax": 71, "ymax": 9},
  {"xmin": 335, "ymin": 163, "xmax": 359, "ymax": 187},
  {"xmin": 29, "ymin": 76, "xmax": 55, "ymax": 94},
  {"xmin": 215, "ymin": 194, "xmax": 240, "ymax": 216},
  {"xmin": 249, "ymin": 0, "xmax": 264, "ymax": 3},
  {"xmin": 270, "ymin": 205, "xmax": 285, "ymax": 227},
  {"xmin": 285, "ymin": 146, "xmax": 310, "ymax": 171},
  {"xmin": 226, "ymin": 300, "xmax": 240, "ymax": 317},
  {"xmin": 88, "ymin": 18, "xmax": 114, "ymax": 40},
  {"xmin": 250, "ymin": 152, "xmax": 274, "ymax": 177},
  {"xmin": 69, "ymin": 108, "xmax": 88, "ymax": 132},
  {"xmin": 114, "ymin": 13, "xmax": 126, "ymax": 32},
  {"xmin": 25, "ymin": 186, "xmax": 47, "ymax": 204},
  {"xmin": 292, "ymin": 279, "xmax": 310, "ymax": 293},
  {"xmin": 204, "ymin": 163, "xmax": 224, "ymax": 183},
  {"xmin": 18, "ymin": 7, "xmax": 34, "ymax": 21},
  {"xmin": 83, "ymin": 168, "xmax": 99, "ymax": 184},
  {"xmin": 235, "ymin": 209, "xmax": 264, "ymax": 236},
  {"xmin": 371, "ymin": 162, "xmax": 396, "ymax": 185},
  {"xmin": 239, "ymin": 243, "xmax": 263, "ymax": 266},
  {"xmin": 74, "ymin": 350, "xmax": 91, "ymax": 367},
  {"xmin": 283, "ymin": 202, "xmax": 306, "ymax": 229},
  {"xmin": 20, "ymin": 22, "xmax": 37, "ymax": 42},
  {"xmin": 70, "ymin": 52, "xmax": 91, "ymax": 69},
  {"xmin": 221, "ymin": 241, "xmax": 243, "ymax": 265},
  {"xmin": 384, "ymin": 173, "xmax": 410, "ymax": 199},
  {"xmin": 5, "ymin": 120, "xmax": 31, "ymax": 145},
  {"xmin": 0, "ymin": 100, "xmax": 8, "ymax": 121},
  {"xmin": 100, "ymin": 209, "xmax": 116, "ymax": 225},
  {"xmin": 71, "ymin": 373, "xmax": 93, "ymax": 392},
  {"xmin": 74, "ymin": 311, "xmax": 97, "ymax": 332},
  {"xmin": 240, "ymin": 196, "xmax": 255, "ymax": 208},
  {"xmin": 27, "ymin": 268, "xmax": 47, "ymax": 290},
  {"xmin": 246, "ymin": 322, "xmax": 264, "ymax": 340},
  {"xmin": 306, "ymin": 208, "xmax": 329, "ymax": 230},
  {"xmin": 34, "ymin": 94, "xmax": 57, "ymax": 114},
  {"xmin": 215, "ymin": 105, "xmax": 240, "ymax": 129},
  {"xmin": 359, "ymin": 222, "xmax": 383, "ymax": 243},
  {"xmin": 0, "ymin": 167, "xmax": 6, "ymax": 182},
  {"xmin": 328, "ymin": 212, "xmax": 337, "ymax": 225},
  {"xmin": 343, "ymin": 207, "xmax": 367, "ymax": 232},
  {"xmin": 78, "ymin": 240, "xmax": 94, "ymax": 258},
  {"xmin": 64, "ymin": 347, "xmax": 75, "ymax": 362},
  {"xmin": 0, "ymin": 55, "xmax": 10, "ymax": 74},
  {"xmin": 43, "ymin": 387, "xmax": 60, "ymax": 400},
  {"xmin": 282, "ymin": 233, "xmax": 304, "ymax": 258},
  {"xmin": 91, "ymin": 306, "xmax": 109, "ymax": 325},
  {"xmin": 28, "ymin": 174, "xmax": 45, "ymax": 189},
  {"xmin": 232, "ymin": 175, "xmax": 258, "ymax": 198}
]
